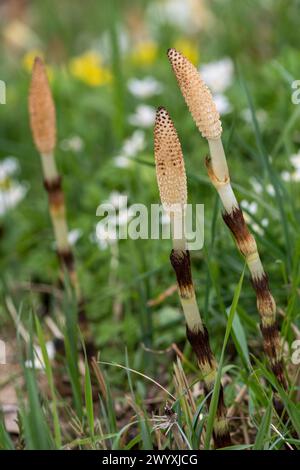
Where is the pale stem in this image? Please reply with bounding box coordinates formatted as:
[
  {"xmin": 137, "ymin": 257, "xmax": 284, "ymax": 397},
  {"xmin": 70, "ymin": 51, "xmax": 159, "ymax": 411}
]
[
  {"xmin": 41, "ymin": 152, "xmax": 59, "ymax": 181},
  {"xmin": 217, "ymin": 180, "xmax": 239, "ymax": 214},
  {"xmin": 208, "ymin": 138, "xmax": 229, "ymax": 182},
  {"xmin": 170, "ymin": 210, "xmax": 186, "ymax": 251},
  {"xmin": 52, "ymin": 215, "xmax": 70, "ymax": 252}
]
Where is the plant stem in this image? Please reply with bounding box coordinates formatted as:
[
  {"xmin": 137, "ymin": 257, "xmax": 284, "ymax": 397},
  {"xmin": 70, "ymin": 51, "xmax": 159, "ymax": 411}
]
[{"xmin": 154, "ymin": 107, "xmax": 232, "ymax": 448}]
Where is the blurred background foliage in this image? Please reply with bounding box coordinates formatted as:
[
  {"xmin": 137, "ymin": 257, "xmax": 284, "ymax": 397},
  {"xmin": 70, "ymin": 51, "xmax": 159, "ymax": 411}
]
[{"xmin": 0, "ymin": 0, "xmax": 300, "ymax": 376}]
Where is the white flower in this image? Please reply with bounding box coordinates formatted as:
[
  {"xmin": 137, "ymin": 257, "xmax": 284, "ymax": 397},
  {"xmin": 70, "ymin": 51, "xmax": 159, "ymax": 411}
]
[
  {"xmin": 60, "ymin": 135, "xmax": 84, "ymax": 153},
  {"xmin": 261, "ymin": 218, "xmax": 269, "ymax": 227},
  {"xmin": 250, "ymin": 177, "xmax": 263, "ymax": 194},
  {"xmin": 128, "ymin": 77, "xmax": 163, "ymax": 99},
  {"xmin": 241, "ymin": 108, "xmax": 267, "ymax": 126},
  {"xmin": 291, "ymin": 168, "xmax": 300, "ymax": 182},
  {"xmin": 68, "ymin": 228, "xmax": 82, "ymax": 246},
  {"xmin": 248, "ymin": 202, "xmax": 258, "ymax": 214},
  {"xmin": 240, "ymin": 200, "xmax": 257, "ymax": 214},
  {"xmin": 25, "ymin": 341, "xmax": 55, "ymax": 370},
  {"xmin": 113, "ymin": 131, "xmax": 146, "ymax": 169},
  {"xmin": 114, "ymin": 156, "xmax": 130, "ymax": 168},
  {"xmin": 95, "ymin": 221, "xmax": 117, "ymax": 250},
  {"xmin": 128, "ymin": 105, "xmax": 156, "ymax": 128},
  {"xmin": 95, "ymin": 194, "xmax": 134, "ymax": 249},
  {"xmin": 147, "ymin": 0, "xmax": 200, "ymax": 33},
  {"xmin": 281, "ymin": 171, "xmax": 291, "ymax": 182},
  {"xmin": 240, "ymin": 200, "xmax": 249, "ymax": 210},
  {"xmin": 0, "ymin": 157, "xmax": 19, "ymax": 179},
  {"xmin": 213, "ymin": 93, "xmax": 232, "ymax": 115},
  {"xmin": 104, "ymin": 191, "xmax": 128, "ymax": 209},
  {"xmin": 290, "ymin": 151, "xmax": 300, "ymax": 169},
  {"xmin": 122, "ymin": 131, "xmax": 145, "ymax": 157},
  {"xmin": 266, "ymin": 184, "xmax": 275, "ymax": 196},
  {"xmin": 0, "ymin": 182, "xmax": 27, "ymax": 216},
  {"xmin": 200, "ymin": 58, "xmax": 234, "ymax": 94}
]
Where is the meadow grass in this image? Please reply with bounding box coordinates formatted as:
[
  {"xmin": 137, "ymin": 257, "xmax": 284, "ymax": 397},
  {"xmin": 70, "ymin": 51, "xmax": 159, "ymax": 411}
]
[{"xmin": 0, "ymin": 0, "xmax": 299, "ymax": 451}]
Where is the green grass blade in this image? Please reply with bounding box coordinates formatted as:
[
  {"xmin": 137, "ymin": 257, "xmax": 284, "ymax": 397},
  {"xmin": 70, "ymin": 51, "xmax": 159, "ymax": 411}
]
[
  {"xmin": 253, "ymin": 398, "xmax": 273, "ymax": 450},
  {"xmin": 35, "ymin": 315, "xmax": 62, "ymax": 448},
  {"xmin": 0, "ymin": 416, "xmax": 15, "ymax": 450},
  {"xmin": 204, "ymin": 266, "xmax": 245, "ymax": 449},
  {"xmin": 226, "ymin": 307, "xmax": 250, "ymax": 369},
  {"xmin": 84, "ymin": 358, "xmax": 95, "ymax": 440}
]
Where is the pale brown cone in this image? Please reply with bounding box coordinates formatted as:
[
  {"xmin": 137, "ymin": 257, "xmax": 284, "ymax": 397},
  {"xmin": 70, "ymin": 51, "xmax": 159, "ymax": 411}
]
[
  {"xmin": 154, "ymin": 107, "xmax": 187, "ymax": 208},
  {"xmin": 29, "ymin": 57, "xmax": 56, "ymax": 154},
  {"xmin": 167, "ymin": 48, "xmax": 222, "ymax": 140}
]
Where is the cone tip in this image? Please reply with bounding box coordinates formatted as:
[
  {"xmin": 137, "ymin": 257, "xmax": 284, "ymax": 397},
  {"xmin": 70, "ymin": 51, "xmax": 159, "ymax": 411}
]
[
  {"xmin": 32, "ymin": 56, "xmax": 45, "ymax": 70},
  {"xmin": 167, "ymin": 47, "xmax": 177, "ymax": 58}
]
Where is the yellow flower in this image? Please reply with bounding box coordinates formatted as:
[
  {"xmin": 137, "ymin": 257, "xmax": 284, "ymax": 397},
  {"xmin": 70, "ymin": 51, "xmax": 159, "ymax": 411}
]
[
  {"xmin": 130, "ymin": 41, "xmax": 158, "ymax": 66},
  {"xmin": 0, "ymin": 177, "xmax": 11, "ymax": 191},
  {"xmin": 174, "ymin": 39, "xmax": 199, "ymax": 65},
  {"xmin": 22, "ymin": 49, "xmax": 54, "ymax": 80},
  {"xmin": 22, "ymin": 49, "xmax": 44, "ymax": 72},
  {"xmin": 69, "ymin": 51, "xmax": 112, "ymax": 87}
]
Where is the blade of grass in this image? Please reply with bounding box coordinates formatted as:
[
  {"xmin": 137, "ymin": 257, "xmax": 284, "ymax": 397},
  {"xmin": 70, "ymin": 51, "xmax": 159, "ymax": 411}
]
[
  {"xmin": 226, "ymin": 306, "xmax": 250, "ymax": 369},
  {"xmin": 204, "ymin": 266, "xmax": 245, "ymax": 449},
  {"xmin": 35, "ymin": 315, "xmax": 62, "ymax": 448},
  {"xmin": 0, "ymin": 416, "xmax": 15, "ymax": 450},
  {"xmin": 253, "ymin": 398, "xmax": 273, "ymax": 450},
  {"xmin": 19, "ymin": 319, "xmax": 54, "ymax": 450},
  {"xmin": 99, "ymin": 361, "xmax": 176, "ymax": 400},
  {"xmin": 84, "ymin": 358, "xmax": 95, "ymax": 441}
]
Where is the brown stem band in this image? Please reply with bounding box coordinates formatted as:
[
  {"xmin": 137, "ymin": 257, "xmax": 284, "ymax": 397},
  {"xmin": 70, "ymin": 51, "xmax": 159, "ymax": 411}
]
[
  {"xmin": 170, "ymin": 249, "xmax": 194, "ymax": 299},
  {"xmin": 57, "ymin": 249, "xmax": 75, "ymax": 272},
  {"xmin": 260, "ymin": 322, "xmax": 287, "ymax": 389},
  {"xmin": 222, "ymin": 206, "xmax": 256, "ymax": 258},
  {"xmin": 186, "ymin": 325, "xmax": 214, "ymax": 368},
  {"xmin": 222, "ymin": 207, "xmax": 287, "ymax": 390},
  {"xmin": 212, "ymin": 428, "xmax": 232, "ymax": 449},
  {"xmin": 44, "ymin": 176, "xmax": 64, "ymax": 208}
]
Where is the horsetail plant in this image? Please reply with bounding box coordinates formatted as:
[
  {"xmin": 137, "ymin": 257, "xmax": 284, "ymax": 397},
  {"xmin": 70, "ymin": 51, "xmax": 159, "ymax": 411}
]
[
  {"xmin": 167, "ymin": 48, "xmax": 288, "ymax": 399},
  {"xmin": 154, "ymin": 107, "xmax": 232, "ymax": 449},
  {"xmin": 29, "ymin": 58, "xmax": 81, "ymax": 306}
]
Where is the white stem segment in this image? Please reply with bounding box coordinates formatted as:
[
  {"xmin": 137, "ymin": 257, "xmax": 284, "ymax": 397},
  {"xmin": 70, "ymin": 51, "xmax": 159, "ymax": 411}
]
[
  {"xmin": 41, "ymin": 152, "xmax": 70, "ymax": 253},
  {"xmin": 206, "ymin": 156, "xmax": 238, "ymax": 214},
  {"xmin": 51, "ymin": 213, "xmax": 70, "ymax": 252},
  {"xmin": 208, "ymin": 138, "xmax": 229, "ymax": 182},
  {"xmin": 170, "ymin": 210, "xmax": 186, "ymax": 251},
  {"xmin": 41, "ymin": 152, "xmax": 59, "ymax": 182}
]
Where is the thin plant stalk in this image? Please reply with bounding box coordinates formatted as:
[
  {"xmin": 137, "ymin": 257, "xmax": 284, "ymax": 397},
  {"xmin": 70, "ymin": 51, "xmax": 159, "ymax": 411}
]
[
  {"xmin": 154, "ymin": 107, "xmax": 232, "ymax": 448},
  {"xmin": 167, "ymin": 48, "xmax": 288, "ymax": 399},
  {"xmin": 28, "ymin": 58, "xmax": 84, "ymax": 319}
]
